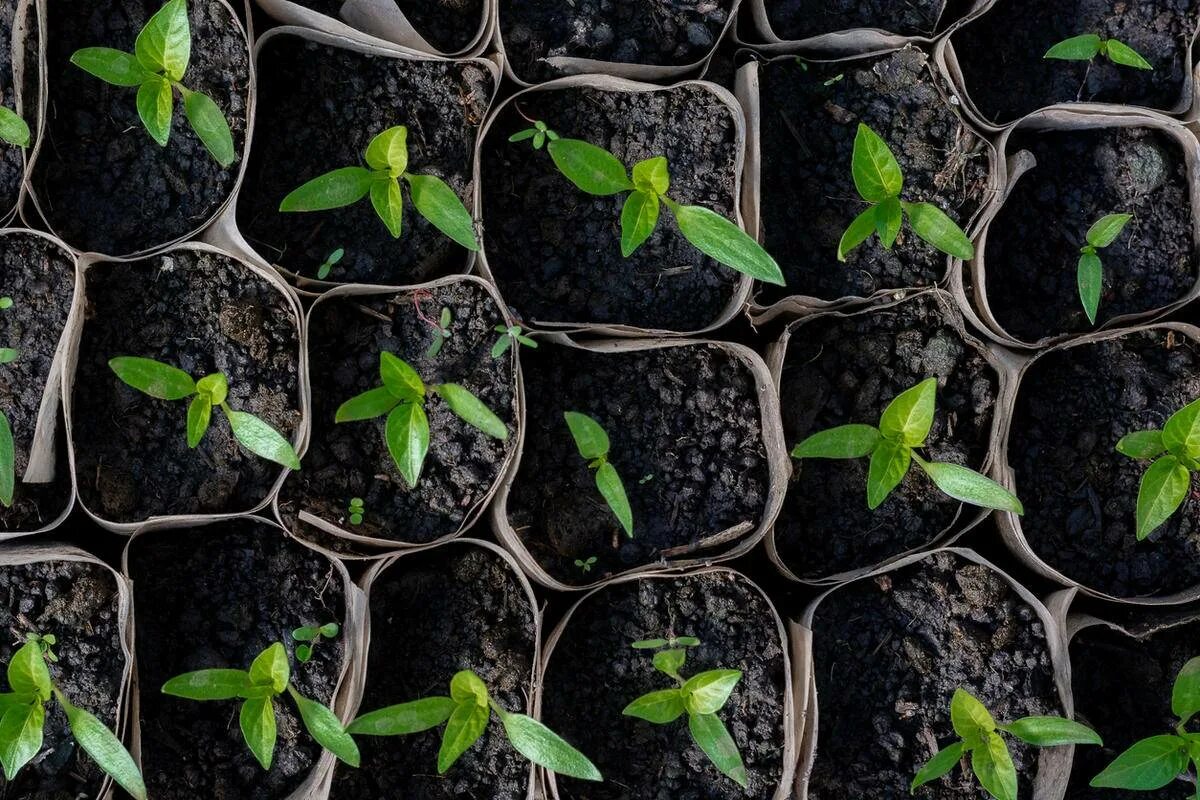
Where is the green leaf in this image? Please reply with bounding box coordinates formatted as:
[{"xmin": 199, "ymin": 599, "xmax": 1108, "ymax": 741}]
[
  {"xmin": 652, "ymin": 649, "xmax": 686, "ymax": 681},
  {"xmin": 682, "ymin": 670, "xmax": 741, "ymax": 715},
  {"xmin": 0, "ymin": 700, "xmax": 43, "ymax": 781},
  {"xmin": 8, "ymin": 642, "xmax": 51, "ymax": 701},
  {"xmin": 851, "ymin": 123, "xmax": 903, "ymax": 202},
  {"xmin": 364, "ymin": 126, "xmax": 408, "ymax": 174},
  {"xmin": 450, "ymin": 671, "xmax": 490, "ymax": 707},
  {"xmin": 500, "ymin": 712, "xmax": 603, "ymax": 781},
  {"xmin": 875, "ymin": 197, "xmax": 903, "ymax": 249},
  {"xmin": 1106, "ymin": 39, "xmax": 1153, "ymax": 70},
  {"xmin": 248, "ymin": 643, "xmax": 290, "ymax": 693},
  {"xmin": 197, "ymin": 373, "xmax": 228, "ymax": 404},
  {"xmin": 1173, "ymin": 657, "xmax": 1200, "ymax": 721},
  {"xmin": 136, "ymin": 75, "xmax": 173, "ymax": 148},
  {"xmin": 437, "ymin": 701, "xmax": 489, "ymax": 773},
  {"xmin": 880, "ymin": 378, "xmax": 937, "ymax": 447},
  {"xmin": 1163, "ymin": 398, "xmax": 1200, "ymax": 460},
  {"xmin": 950, "ymin": 688, "xmax": 996, "ymax": 739},
  {"xmin": 838, "ymin": 206, "xmax": 877, "ymax": 262},
  {"xmin": 289, "ymin": 687, "xmax": 360, "ymax": 767},
  {"xmin": 914, "ymin": 459, "xmax": 1024, "ymax": 514},
  {"xmin": 1044, "ymin": 33, "xmax": 1103, "ymax": 61},
  {"xmin": 547, "ymin": 138, "xmax": 632, "ymax": 196},
  {"xmin": 0, "ymin": 108, "xmax": 27, "ymax": 148},
  {"xmin": 386, "ymin": 402, "xmax": 429, "ymax": 487},
  {"xmin": 161, "ymin": 668, "xmax": 250, "ymax": 700},
  {"xmin": 406, "ymin": 174, "xmax": 480, "ymax": 251},
  {"xmin": 348, "ymin": 697, "xmax": 455, "ymax": 735},
  {"xmin": 620, "ymin": 190, "xmax": 660, "ymax": 257},
  {"xmin": 631, "ymin": 156, "xmax": 669, "ymax": 195},
  {"xmin": 911, "ymin": 741, "xmax": 965, "ymax": 791},
  {"xmin": 240, "ymin": 697, "xmax": 276, "ymax": 771},
  {"xmin": 319, "ymin": 623, "xmax": 340, "ymax": 639},
  {"xmin": 182, "ymin": 89, "xmax": 235, "ymax": 168},
  {"xmin": 1091, "ymin": 735, "xmax": 1189, "ymax": 789},
  {"xmin": 225, "ymin": 411, "xmax": 300, "ymax": 471},
  {"xmin": 1002, "ymin": 716, "xmax": 1102, "ymax": 747},
  {"xmin": 60, "ymin": 695, "xmax": 147, "ymax": 800},
  {"xmin": 109, "ymin": 356, "xmax": 195, "ymax": 400},
  {"xmin": 904, "ymin": 202, "xmax": 975, "ymax": 260},
  {"xmin": 69, "ymin": 47, "xmax": 151, "ymax": 87},
  {"xmin": 631, "ymin": 639, "xmax": 668, "ymax": 650},
  {"xmin": 135, "ymin": 0, "xmax": 190, "ymax": 79},
  {"xmin": 867, "ymin": 439, "xmax": 910, "ymax": 510},
  {"xmin": 972, "ymin": 731, "xmax": 1017, "ymax": 800},
  {"xmin": 791, "ymin": 424, "xmax": 880, "ymax": 460},
  {"xmin": 622, "ymin": 689, "xmax": 686, "ymax": 724},
  {"xmin": 0, "ymin": 349, "xmax": 17, "ymax": 365},
  {"xmin": 1135, "ymin": 455, "xmax": 1191, "ymax": 540},
  {"xmin": 671, "ymin": 203, "xmax": 785, "ymax": 286},
  {"xmin": 186, "ymin": 394, "xmax": 212, "ymax": 448},
  {"xmin": 0, "ymin": 410, "xmax": 13, "ymax": 508},
  {"xmin": 335, "ymin": 387, "xmax": 398, "ymax": 422},
  {"xmin": 508, "ymin": 129, "xmax": 536, "ymax": 143},
  {"xmin": 436, "ymin": 383, "xmax": 507, "ymax": 440},
  {"xmin": 280, "ymin": 167, "xmax": 374, "ymax": 212},
  {"xmin": 564, "ymin": 411, "xmax": 610, "ymax": 460},
  {"xmin": 1086, "ymin": 213, "xmax": 1133, "ymax": 248},
  {"xmin": 370, "ymin": 178, "xmax": 404, "ymax": 239},
  {"xmin": 379, "ymin": 352, "xmax": 426, "ymax": 402},
  {"xmin": 1116, "ymin": 429, "xmax": 1167, "ymax": 459},
  {"xmin": 595, "ymin": 461, "xmax": 633, "ymax": 538},
  {"xmin": 1077, "ymin": 251, "xmax": 1103, "ymax": 326},
  {"xmin": 688, "ymin": 712, "xmax": 748, "ymax": 789}
]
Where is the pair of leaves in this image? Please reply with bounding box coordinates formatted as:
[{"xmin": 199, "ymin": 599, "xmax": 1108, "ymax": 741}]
[
  {"xmin": 1115, "ymin": 396, "xmax": 1200, "ymax": 540},
  {"xmin": 292, "ymin": 622, "xmax": 339, "ymax": 664},
  {"xmin": 1044, "ymin": 34, "xmax": 1154, "ymax": 70},
  {"xmin": 564, "ymin": 411, "xmax": 633, "ymax": 538},
  {"xmin": 1076, "ymin": 212, "xmax": 1132, "ymax": 325},
  {"xmin": 491, "ymin": 324, "xmax": 537, "ymax": 358},
  {"xmin": 0, "ymin": 106, "xmax": 29, "ymax": 148}
]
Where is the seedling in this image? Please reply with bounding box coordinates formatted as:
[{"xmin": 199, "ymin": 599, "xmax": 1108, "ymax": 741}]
[
  {"xmin": 510, "ymin": 121, "xmax": 785, "ymax": 286},
  {"xmin": 1045, "ymin": 33, "xmax": 1153, "ymax": 71},
  {"xmin": 426, "ymin": 308, "xmax": 452, "ymax": 358},
  {"xmin": 0, "ymin": 105, "xmax": 29, "ymax": 148},
  {"xmin": 912, "ymin": 688, "xmax": 1100, "ymax": 800},
  {"xmin": 162, "ymin": 641, "xmax": 359, "ymax": 770},
  {"xmin": 1075, "ymin": 213, "xmax": 1132, "ymax": 325},
  {"xmin": 22, "ymin": 632, "xmax": 57, "ymax": 663},
  {"xmin": 564, "ymin": 411, "xmax": 633, "ymax": 538},
  {"xmin": 348, "ymin": 496, "xmax": 365, "ymax": 525},
  {"xmin": 573, "ymin": 556, "xmax": 597, "ymax": 573},
  {"xmin": 108, "ymin": 356, "xmax": 301, "ymax": 470},
  {"xmin": 839, "ymin": 124, "xmax": 975, "ymax": 263},
  {"xmin": 292, "ymin": 622, "xmax": 339, "ymax": 664},
  {"xmin": 622, "ymin": 637, "xmax": 748, "ymax": 789},
  {"xmin": 491, "ymin": 324, "xmax": 537, "ymax": 358},
  {"xmin": 0, "ymin": 297, "xmax": 17, "ymax": 508},
  {"xmin": 791, "ymin": 378, "xmax": 1024, "ymax": 513},
  {"xmin": 0, "ymin": 638, "xmax": 147, "ymax": 798},
  {"xmin": 631, "ymin": 635, "xmax": 701, "ymax": 650},
  {"xmin": 280, "ymin": 125, "xmax": 479, "ymax": 250},
  {"xmin": 70, "ymin": 0, "xmax": 236, "ymax": 167},
  {"xmin": 317, "ymin": 248, "xmax": 345, "ymax": 280},
  {"xmin": 1115, "ymin": 396, "xmax": 1200, "ymax": 540},
  {"xmin": 347, "ymin": 669, "xmax": 601, "ymax": 782},
  {"xmin": 335, "ymin": 352, "xmax": 507, "ymax": 488}
]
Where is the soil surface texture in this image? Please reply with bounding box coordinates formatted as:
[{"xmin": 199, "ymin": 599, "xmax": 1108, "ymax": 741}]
[
  {"xmin": 764, "ymin": 0, "xmax": 946, "ymax": 40},
  {"xmin": 292, "ymin": 0, "xmax": 486, "ymax": 53}
]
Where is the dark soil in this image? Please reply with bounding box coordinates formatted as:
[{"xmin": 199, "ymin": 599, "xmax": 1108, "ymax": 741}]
[
  {"xmin": 126, "ymin": 520, "xmax": 348, "ymax": 800},
  {"xmin": 0, "ymin": 559, "xmax": 125, "ymax": 800},
  {"xmin": 808, "ymin": 551, "xmax": 1062, "ymax": 799},
  {"xmin": 764, "ymin": 0, "xmax": 946, "ymax": 40},
  {"xmin": 481, "ymin": 85, "xmax": 741, "ymax": 331},
  {"xmin": 33, "ymin": 0, "xmax": 249, "ymax": 255},
  {"xmin": 774, "ymin": 292, "xmax": 999, "ymax": 580},
  {"xmin": 0, "ymin": 1, "xmax": 27, "ymax": 218},
  {"xmin": 0, "ymin": 233, "xmax": 74, "ymax": 533},
  {"xmin": 330, "ymin": 544, "xmax": 535, "ymax": 800},
  {"xmin": 1008, "ymin": 329, "xmax": 1200, "ymax": 598},
  {"xmin": 542, "ymin": 571, "xmax": 788, "ymax": 800},
  {"xmin": 755, "ymin": 47, "xmax": 991, "ymax": 306},
  {"xmin": 952, "ymin": 0, "xmax": 1199, "ymax": 125},
  {"xmin": 71, "ymin": 250, "xmax": 301, "ymax": 523},
  {"xmin": 278, "ymin": 281, "xmax": 518, "ymax": 545},
  {"xmin": 508, "ymin": 342, "xmax": 770, "ymax": 586},
  {"xmin": 291, "ymin": 0, "xmax": 486, "ymax": 53},
  {"xmin": 237, "ymin": 35, "xmax": 492, "ymax": 285},
  {"xmin": 983, "ymin": 127, "xmax": 1194, "ymax": 342}
]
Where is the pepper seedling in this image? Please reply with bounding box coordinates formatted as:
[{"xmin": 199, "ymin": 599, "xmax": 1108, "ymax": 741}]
[
  {"xmin": 317, "ymin": 247, "xmax": 345, "ymax": 280},
  {"xmin": 0, "ymin": 638, "xmax": 147, "ymax": 798},
  {"xmin": 280, "ymin": 125, "xmax": 478, "ymax": 250},
  {"xmin": 0, "ymin": 297, "xmax": 18, "ymax": 508},
  {"xmin": 1076, "ymin": 212, "xmax": 1132, "ymax": 325},
  {"xmin": 573, "ymin": 556, "xmax": 597, "ymax": 573},
  {"xmin": 510, "ymin": 121, "xmax": 785, "ymax": 286},
  {"xmin": 791, "ymin": 378, "xmax": 1024, "ymax": 513},
  {"xmin": 70, "ymin": 0, "xmax": 236, "ymax": 167},
  {"xmin": 162, "ymin": 641, "xmax": 359, "ymax": 770},
  {"xmin": 622, "ymin": 637, "xmax": 748, "ymax": 789},
  {"xmin": 1044, "ymin": 33, "xmax": 1153, "ymax": 71},
  {"xmin": 0, "ymin": 105, "xmax": 29, "ymax": 148},
  {"xmin": 564, "ymin": 411, "xmax": 633, "ymax": 538},
  {"xmin": 335, "ymin": 352, "xmax": 507, "ymax": 488},
  {"xmin": 912, "ymin": 688, "xmax": 1100, "ymax": 800},
  {"xmin": 347, "ymin": 669, "xmax": 601, "ymax": 782},
  {"xmin": 108, "ymin": 356, "xmax": 301, "ymax": 470},
  {"xmin": 1115, "ymin": 396, "xmax": 1200, "ymax": 540},
  {"xmin": 426, "ymin": 308, "xmax": 452, "ymax": 359},
  {"xmin": 491, "ymin": 323, "xmax": 537, "ymax": 358},
  {"xmin": 839, "ymin": 123, "xmax": 975, "ymax": 263},
  {"xmin": 348, "ymin": 496, "xmax": 365, "ymax": 526},
  {"xmin": 291, "ymin": 622, "xmax": 339, "ymax": 664}
]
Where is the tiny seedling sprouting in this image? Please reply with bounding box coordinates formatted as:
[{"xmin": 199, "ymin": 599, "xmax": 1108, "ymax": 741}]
[
  {"xmin": 622, "ymin": 637, "xmax": 748, "ymax": 789},
  {"xmin": 70, "ymin": 0, "xmax": 236, "ymax": 167},
  {"xmin": 912, "ymin": 688, "xmax": 1099, "ymax": 799},
  {"xmin": 0, "ymin": 104, "xmax": 29, "ymax": 148},
  {"xmin": 0, "ymin": 297, "xmax": 18, "ymax": 508},
  {"xmin": 162, "ymin": 642, "xmax": 359, "ymax": 770},
  {"xmin": 347, "ymin": 669, "xmax": 601, "ymax": 782},
  {"xmin": 280, "ymin": 125, "xmax": 479, "ymax": 251},
  {"xmin": 491, "ymin": 324, "xmax": 537, "ymax": 358},
  {"xmin": 348, "ymin": 496, "xmax": 365, "ymax": 526},
  {"xmin": 564, "ymin": 411, "xmax": 633, "ymax": 538},
  {"xmin": 427, "ymin": 308, "xmax": 452, "ymax": 358},
  {"xmin": 1044, "ymin": 33, "xmax": 1153, "ymax": 71},
  {"xmin": 791, "ymin": 378, "xmax": 1024, "ymax": 513},
  {"xmin": 317, "ymin": 248, "xmax": 345, "ymax": 280},
  {"xmin": 1115, "ymin": 396, "xmax": 1200, "ymax": 540},
  {"xmin": 508, "ymin": 119, "xmax": 558, "ymax": 150},
  {"xmin": 1075, "ymin": 213, "xmax": 1132, "ymax": 325},
  {"xmin": 292, "ymin": 622, "xmax": 340, "ymax": 664},
  {"xmin": 108, "ymin": 356, "xmax": 301, "ymax": 470},
  {"xmin": 839, "ymin": 124, "xmax": 975, "ymax": 263},
  {"xmin": 22, "ymin": 632, "xmax": 57, "ymax": 663},
  {"xmin": 335, "ymin": 353, "xmax": 507, "ymax": 488},
  {"xmin": 573, "ymin": 556, "xmax": 597, "ymax": 574}
]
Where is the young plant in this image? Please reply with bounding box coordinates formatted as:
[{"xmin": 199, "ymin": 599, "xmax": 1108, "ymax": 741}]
[
  {"xmin": 347, "ymin": 496, "xmax": 365, "ymax": 526},
  {"xmin": 564, "ymin": 411, "xmax": 632, "ymax": 538},
  {"xmin": 0, "ymin": 638, "xmax": 147, "ymax": 799},
  {"xmin": 791, "ymin": 378, "xmax": 1024, "ymax": 513},
  {"xmin": 0, "ymin": 297, "xmax": 18, "ymax": 508},
  {"xmin": 291, "ymin": 622, "xmax": 339, "ymax": 664},
  {"xmin": 573, "ymin": 556, "xmax": 597, "ymax": 573},
  {"xmin": 622, "ymin": 637, "xmax": 748, "ymax": 789},
  {"xmin": 162, "ymin": 641, "xmax": 359, "ymax": 770},
  {"xmin": 839, "ymin": 124, "xmax": 975, "ymax": 263},
  {"xmin": 1045, "ymin": 33, "xmax": 1153, "ymax": 71},
  {"xmin": 1076, "ymin": 213, "xmax": 1132, "ymax": 325},
  {"xmin": 280, "ymin": 125, "xmax": 478, "ymax": 250},
  {"xmin": 70, "ymin": 0, "xmax": 236, "ymax": 167},
  {"xmin": 510, "ymin": 121, "xmax": 785, "ymax": 286},
  {"xmin": 335, "ymin": 352, "xmax": 507, "ymax": 488},
  {"xmin": 426, "ymin": 308, "xmax": 452, "ymax": 359},
  {"xmin": 0, "ymin": 105, "xmax": 29, "ymax": 148},
  {"xmin": 347, "ymin": 669, "xmax": 601, "ymax": 782},
  {"xmin": 108, "ymin": 356, "xmax": 301, "ymax": 470},
  {"xmin": 491, "ymin": 323, "xmax": 537, "ymax": 358},
  {"xmin": 317, "ymin": 247, "xmax": 345, "ymax": 280},
  {"xmin": 1115, "ymin": 396, "xmax": 1200, "ymax": 540},
  {"xmin": 912, "ymin": 688, "xmax": 1100, "ymax": 800}
]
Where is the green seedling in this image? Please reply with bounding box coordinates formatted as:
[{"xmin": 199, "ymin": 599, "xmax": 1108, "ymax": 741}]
[
  {"xmin": 839, "ymin": 123, "xmax": 975, "ymax": 263},
  {"xmin": 348, "ymin": 496, "xmax": 365, "ymax": 525},
  {"xmin": 791, "ymin": 378, "xmax": 1024, "ymax": 513},
  {"xmin": 292, "ymin": 622, "xmax": 339, "ymax": 664},
  {"xmin": 912, "ymin": 688, "xmax": 1100, "ymax": 800},
  {"xmin": 162, "ymin": 641, "xmax": 358, "ymax": 770},
  {"xmin": 0, "ymin": 105, "xmax": 29, "ymax": 148},
  {"xmin": 426, "ymin": 308, "xmax": 452, "ymax": 359},
  {"xmin": 622, "ymin": 637, "xmax": 748, "ymax": 789},
  {"xmin": 108, "ymin": 356, "xmax": 301, "ymax": 470},
  {"xmin": 335, "ymin": 352, "xmax": 507, "ymax": 488},
  {"xmin": 70, "ymin": 0, "xmax": 236, "ymax": 167},
  {"xmin": 1115, "ymin": 396, "xmax": 1200, "ymax": 540},
  {"xmin": 1076, "ymin": 213, "xmax": 1132, "ymax": 325},
  {"xmin": 22, "ymin": 632, "xmax": 57, "ymax": 663},
  {"xmin": 573, "ymin": 556, "xmax": 597, "ymax": 573},
  {"xmin": 491, "ymin": 324, "xmax": 537, "ymax": 358},
  {"xmin": 0, "ymin": 297, "xmax": 17, "ymax": 508},
  {"xmin": 1045, "ymin": 33, "xmax": 1153, "ymax": 71},
  {"xmin": 347, "ymin": 669, "xmax": 601, "ymax": 782},
  {"xmin": 564, "ymin": 411, "xmax": 632, "ymax": 538},
  {"xmin": 280, "ymin": 125, "xmax": 478, "ymax": 250},
  {"xmin": 0, "ymin": 638, "xmax": 147, "ymax": 798},
  {"xmin": 631, "ymin": 635, "xmax": 701, "ymax": 650},
  {"xmin": 510, "ymin": 121, "xmax": 784, "ymax": 286},
  {"xmin": 317, "ymin": 247, "xmax": 345, "ymax": 280}
]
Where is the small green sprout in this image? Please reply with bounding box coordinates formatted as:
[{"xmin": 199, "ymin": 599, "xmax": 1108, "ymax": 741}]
[
  {"xmin": 573, "ymin": 556, "xmax": 597, "ymax": 573},
  {"xmin": 335, "ymin": 352, "xmax": 508, "ymax": 488},
  {"xmin": 163, "ymin": 642, "xmax": 358, "ymax": 770},
  {"xmin": 912, "ymin": 688, "xmax": 1100, "ymax": 799},
  {"xmin": 0, "ymin": 638, "xmax": 147, "ymax": 798},
  {"xmin": 70, "ymin": 0, "xmax": 236, "ymax": 167},
  {"xmin": 317, "ymin": 247, "xmax": 345, "ymax": 280},
  {"xmin": 1115, "ymin": 396, "xmax": 1200, "ymax": 540},
  {"xmin": 280, "ymin": 125, "xmax": 478, "ymax": 250},
  {"xmin": 348, "ymin": 496, "xmax": 365, "ymax": 525},
  {"xmin": 1076, "ymin": 212, "xmax": 1132, "ymax": 325},
  {"xmin": 0, "ymin": 106, "xmax": 29, "ymax": 148},
  {"xmin": 291, "ymin": 622, "xmax": 340, "ymax": 664},
  {"xmin": 427, "ymin": 308, "xmax": 452, "ymax": 359},
  {"xmin": 23, "ymin": 632, "xmax": 57, "ymax": 663},
  {"xmin": 491, "ymin": 324, "xmax": 537, "ymax": 358},
  {"xmin": 631, "ymin": 635, "xmax": 701, "ymax": 650},
  {"xmin": 791, "ymin": 378, "xmax": 1023, "ymax": 513},
  {"xmin": 0, "ymin": 297, "xmax": 17, "ymax": 508},
  {"xmin": 347, "ymin": 669, "xmax": 601, "ymax": 781},
  {"xmin": 564, "ymin": 411, "xmax": 632, "ymax": 538},
  {"xmin": 839, "ymin": 124, "xmax": 975, "ymax": 263},
  {"xmin": 638, "ymin": 473, "xmax": 654, "ymax": 485},
  {"xmin": 622, "ymin": 637, "xmax": 747, "ymax": 789},
  {"xmin": 510, "ymin": 120, "xmax": 785, "ymax": 286},
  {"xmin": 1044, "ymin": 33, "xmax": 1153, "ymax": 71},
  {"xmin": 108, "ymin": 356, "xmax": 301, "ymax": 470}
]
